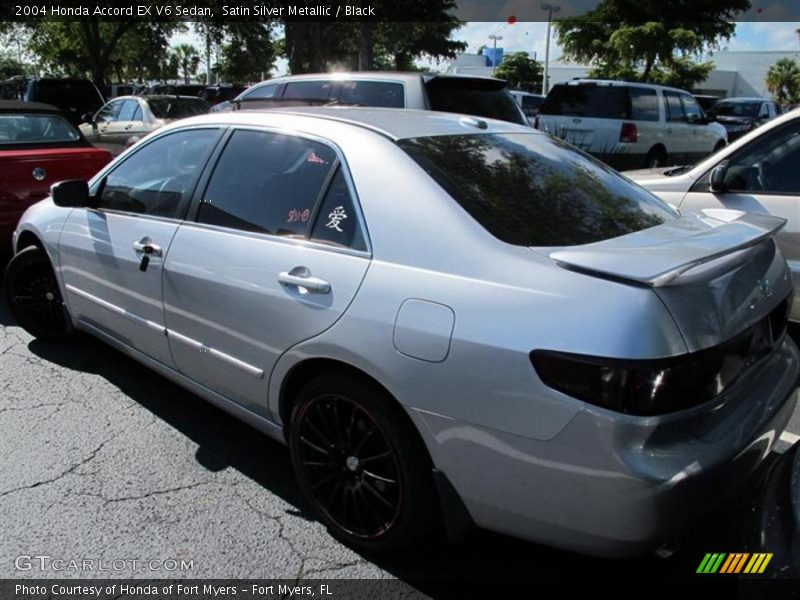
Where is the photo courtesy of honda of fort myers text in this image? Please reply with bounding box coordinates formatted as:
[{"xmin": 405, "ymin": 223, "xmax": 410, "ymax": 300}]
[{"xmin": 2, "ymin": 0, "xmax": 800, "ymax": 599}]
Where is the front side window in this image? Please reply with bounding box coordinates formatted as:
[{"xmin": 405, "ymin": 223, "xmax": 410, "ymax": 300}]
[
  {"xmin": 680, "ymin": 94, "xmax": 704, "ymax": 123},
  {"xmin": 399, "ymin": 133, "xmax": 674, "ymax": 247},
  {"xmin": 243, "ymin": 83, "xmax": 279, "ymax": 100},
  {"xmin": 95, "ymin": 100, "xmax": 122, "ymax": 123},
  {"xmin": 98, "ymin": 129, "xmax": 218, "ymax": 218},
  {"xmin": 722, "ymin": 123, "xmax": 800, "ymax": 194},
  {"xmin": 198, "ymin": 130, "xmax": 338, "ymax": 236}
]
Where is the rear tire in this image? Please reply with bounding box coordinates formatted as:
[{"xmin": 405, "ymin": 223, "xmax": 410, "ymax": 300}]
[
  {"xmin": 645, "ymin": 146, "xmax": 667, "ymax": 169},
  {"xmin": 3, "ymin": 246, "xmax": 72, "ymax": 341},
  {"xmin": 288, "ymin": 373, "xmax": 438, "ymax": 554}
]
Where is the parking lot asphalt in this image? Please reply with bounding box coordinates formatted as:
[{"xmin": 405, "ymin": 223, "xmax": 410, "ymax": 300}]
[{"xmin": 1, "ymin": 252, "xmax": 798, "ymax": 591}]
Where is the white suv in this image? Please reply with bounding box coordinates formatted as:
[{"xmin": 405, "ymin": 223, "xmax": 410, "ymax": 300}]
[{"xmin": 536, "ymin": 79, "xmax": 728, "ymax": 170}]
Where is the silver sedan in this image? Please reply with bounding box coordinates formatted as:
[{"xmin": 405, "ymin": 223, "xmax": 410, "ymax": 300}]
[{"xmin": 5, "ymin": 108, "xmax": 798, "ymax": 557}]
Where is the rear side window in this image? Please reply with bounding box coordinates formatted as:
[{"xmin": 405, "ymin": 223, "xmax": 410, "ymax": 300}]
[
  {"xmin": 336, "ymin": 81, "xmax": 404, "ymax": 108},
  {"xmin": 117, "ymin": 100, "xmax": 139, "ymax": 121},
  {"xmin": 283, "ymin": 81, "xmax": 334, "ymax": 101},
  {"xmin": 425, "ymin": 78, "xmax": 526, "ymax": 125},
  {"xmin": 148, "ymin": 98, "xmax": 210, "ymax": 119},
  {"xmin": 539, "ymin": 84, "xmax": 628, "ymax": 119},
  {"xmin": 310, "ymin": 168, "xmax": 367, "ymax": 251},
  {"xmin": 629, "ymin": 88, "xmax": 659, "ymax": 121},
  {"xmin": 198, "ymin": 130, "xmax": 338, "ymax": 237},
  {"xmin": 398, "ymin": 133, "xmax": 673, "ymax": 247}
]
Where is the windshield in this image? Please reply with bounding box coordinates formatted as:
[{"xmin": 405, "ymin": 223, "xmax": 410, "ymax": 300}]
[
  {"xmin": 710, "ymin": 102, "xmax": 759, "ymax": 118},
  {"xmin": 0, "ymin": 114, "xmax": 81, "ymax": 145},
  {"xmin": 147, "ymin": 98, "xmax": 210, "ymax": 119},
  {"xmin": 398, "ymin": 133, "xmax": 674, "ymax": 247}
]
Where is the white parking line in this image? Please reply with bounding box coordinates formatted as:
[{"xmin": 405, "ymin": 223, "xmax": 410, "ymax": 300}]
[{"xmin": 780, "ymin": 431, "xmax": 800, "ymax": 444}]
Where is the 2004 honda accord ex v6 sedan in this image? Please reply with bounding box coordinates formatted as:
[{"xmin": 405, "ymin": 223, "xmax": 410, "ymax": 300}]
[{"xmin": 4, "ymin": 108, "xmax": 799, "ymax": 558}]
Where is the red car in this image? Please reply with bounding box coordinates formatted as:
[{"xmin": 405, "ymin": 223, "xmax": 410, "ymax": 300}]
[{"xmin": 0, "ymin": 101, "xmax": 111, "ymax": 246}]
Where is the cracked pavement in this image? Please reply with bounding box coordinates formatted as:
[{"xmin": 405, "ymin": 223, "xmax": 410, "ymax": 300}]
[{"xmin": 2, "ymin": 253, "xmax": 800, "ymax": 591}]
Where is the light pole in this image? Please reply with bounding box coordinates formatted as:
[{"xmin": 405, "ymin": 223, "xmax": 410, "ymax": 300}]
[
  {"xmin": 488, "ymin": 34, "xmax": 503, "ymax": 75},
  {"xmin": 541, "ymin": 3, "xmax": 561, "ymax": 95}
]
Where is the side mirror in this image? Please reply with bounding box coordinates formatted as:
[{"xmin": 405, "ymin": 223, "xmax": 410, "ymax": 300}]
[
  {"xmin": 709, "ymin": 161, "xmax": 729, "ymax": 193},
  {"xmin": 51, "ymin": 180, "xmax": 91, "ymax": 208},
  {"xmin": 81, "ymin": 112, "xmax": 95, "ymax": 124}
]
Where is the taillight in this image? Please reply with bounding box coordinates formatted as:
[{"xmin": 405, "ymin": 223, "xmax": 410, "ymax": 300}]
[
  {"xmin": 619, "ymin": 122, "xmax": 638, "ymax": 143},
  {"xmin": 530, "ymin": 297, "xmax": 788, "ymax": 416}
]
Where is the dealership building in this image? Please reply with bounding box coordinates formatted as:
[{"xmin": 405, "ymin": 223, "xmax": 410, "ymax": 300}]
[{"xmin": 447, "ymin": 50, "xmax": 800, "ymax": 98}]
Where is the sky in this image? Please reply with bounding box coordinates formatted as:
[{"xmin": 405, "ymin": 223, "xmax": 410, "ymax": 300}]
[{"xmin": 172, "ymin": 21, "xmax": 800, "ymax": 78}]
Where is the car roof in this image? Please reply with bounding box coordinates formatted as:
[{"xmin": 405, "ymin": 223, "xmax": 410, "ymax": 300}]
[
  {"xmin": 250, "ymin": 71, "xmax": 506, "ymax": 87},
  {"xmin": 716, "ymin": 97, "xmax": 767, "ymax": 103},
  {"xmin": 557, "ymin": 79, "xmax": 690, "ymax": 94},
  {"xmin": 0, "ymin": 100, "xmax": 62, "ymax": 113},
  {"xmin": 177, "ymin": 106, "xmax": 533, "ymax": 141}
]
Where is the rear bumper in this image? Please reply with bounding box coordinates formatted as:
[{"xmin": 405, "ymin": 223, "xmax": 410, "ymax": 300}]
[{"xmin": 411, "ymin": 337, "xmax": 800, "ymax": 557}]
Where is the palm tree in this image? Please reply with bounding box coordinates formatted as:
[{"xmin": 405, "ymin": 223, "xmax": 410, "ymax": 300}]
[
  {"xmin": 172, "ymin": 44, "xmax": 200, "ymax": 84},
  {"xmin": 765, "ymin": 57, "xmax": 800, "ymax": 107}
]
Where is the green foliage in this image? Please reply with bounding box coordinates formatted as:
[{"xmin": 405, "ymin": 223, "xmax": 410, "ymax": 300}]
[
  {"xmin": 0, "ymin": 53, "xmax": 25, "ymax": 79},
  {"xmin": 555, "ymin": 0, "xmax": 750, "ymax": 90},
  {"xmin": 765, "ymin": 58, "xmax": 800, "ymax": 106},
  {"xmin": 493, "ymin": 52, "xmax": 542, "ymax": 91},
  {"xmin": 216, "ymin": 24, "xmax": 276, "ymax": 83},
  {"xmin": 172, "ymin": 43, "xmax": 201, "ymax": 84}
]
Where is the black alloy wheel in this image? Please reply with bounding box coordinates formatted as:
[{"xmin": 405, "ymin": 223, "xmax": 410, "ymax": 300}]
[
  {"xmin": 3, "ymin": 246, "xmax": 71, "ymax": 340},
  {"xmin": 289, "ymin": 374, "xmax": 437, "ymax": 553}
]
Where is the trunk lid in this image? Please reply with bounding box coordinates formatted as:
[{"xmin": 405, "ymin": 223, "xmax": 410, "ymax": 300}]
[{"xmin": 541, "ymin": 209, "xmax": 792, "ymax": 351}]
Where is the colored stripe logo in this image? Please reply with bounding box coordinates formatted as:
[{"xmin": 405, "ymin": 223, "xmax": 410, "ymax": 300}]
[{"xmin": 697, "ymin": 553, "xmax": 773, "ymax": 574}]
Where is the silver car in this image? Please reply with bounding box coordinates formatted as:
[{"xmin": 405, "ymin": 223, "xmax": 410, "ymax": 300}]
[{"xmin": 4, "ymin": 108, "xmax": 798, "ymax": 558}]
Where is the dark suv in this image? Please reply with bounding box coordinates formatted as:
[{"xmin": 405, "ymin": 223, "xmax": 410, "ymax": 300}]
[{"xmin": 23, "ymin": 78, "xmax": 105, "ymax": 125}]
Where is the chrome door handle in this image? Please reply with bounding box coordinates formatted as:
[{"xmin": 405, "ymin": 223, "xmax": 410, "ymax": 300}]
[
  {"xmin": 133, "ymin": 238, "xmax": 162, "ymax": 257},
  {"xmin": 278, "ymin": 268, "xmax": 330, "ymax": 294}
]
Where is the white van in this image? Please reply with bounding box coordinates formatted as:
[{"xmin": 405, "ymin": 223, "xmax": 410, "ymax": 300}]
[{"xmin": 536, "ymin": 79, "xmax": 728, "ymax": 170}]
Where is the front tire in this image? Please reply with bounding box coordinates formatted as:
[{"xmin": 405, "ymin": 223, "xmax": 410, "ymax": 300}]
[
  {"xmin": 3, "ymin": 246, "xmax": 72, "ymax": 340},
  {"xmin": 288, "ymin": 373, "xmax": 437, "ymax": 554}
]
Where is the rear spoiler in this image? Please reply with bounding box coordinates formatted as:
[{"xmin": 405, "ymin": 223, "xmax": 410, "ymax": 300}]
[{"xmin": 549, "ymin": 210, "xmax": 786, "ymax": 287}]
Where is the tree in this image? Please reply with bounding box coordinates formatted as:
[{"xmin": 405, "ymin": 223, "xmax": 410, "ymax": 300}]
[
  {"xmin": 172, "ymin": 44, "xmax": 200, "ymax": 84},
  {"xmin": 493, "ymin": 52, "xmax": 542, "ymax": 91},
  {"xmin": 21, "ymin": 18, "xmax": 180, "ymax": 84},
  {"xmin": 555, "ymin": 0, "xmax": 749, "ymax": 90},
  {"xmin": 216, "ymin": 24, "xmax": 276, "ymax": 83},
  {"xmin": 766, "ymin": 58, "xmax": 800, "ymax": 106}
]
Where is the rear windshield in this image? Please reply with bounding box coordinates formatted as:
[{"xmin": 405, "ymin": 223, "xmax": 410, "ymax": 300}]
[
  {"xmin": 540, "ymin": 83, "xmax": 650, "ymax": 120},
  {"xmin": 398, "ymin": 133, "xmax": 673, "ymax": 247},
  {"xmin": 0, "ymin": 114, "xmax": 80, "ymax": 145},
  {"xmin": 425, "ymin": 78, "xmax": 526, "ymax": 125},
  {"xmin": 709, "ymin": 101, "xmax": 759, "ymax": 118},
  {"xmin": 148, "ymin": 98, "xmax": 210, "ymax": 119},
  {"xmin": 32, "ymin": 80, "xmax": 102, "ymax": 107}
]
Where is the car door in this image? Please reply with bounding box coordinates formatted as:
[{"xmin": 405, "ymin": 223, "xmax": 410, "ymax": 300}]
[
  {"xmin": 680, "ymin": 93, "xmax": 714, "ymax": 162},
  {"xmin": 58, "ymin": 127, "xmax": 222, "ymax": 365},
  {"xmin": 105, "ymin": 99, "xmax": 142, "ymax": 155},
  {"xmin": 162, "ymin": 128, "xmax": 371, "ymax": 417},
  {"xmin": 662, "ymin": 91, "xmax": 690, "ymax": 164},
  {"xmin": 82, "ymin": 99, "xmax": 122, "ymax": 151},
  {"xmin": 681, "ymin": 119, "xmax": 800, "ymax": 312}
]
